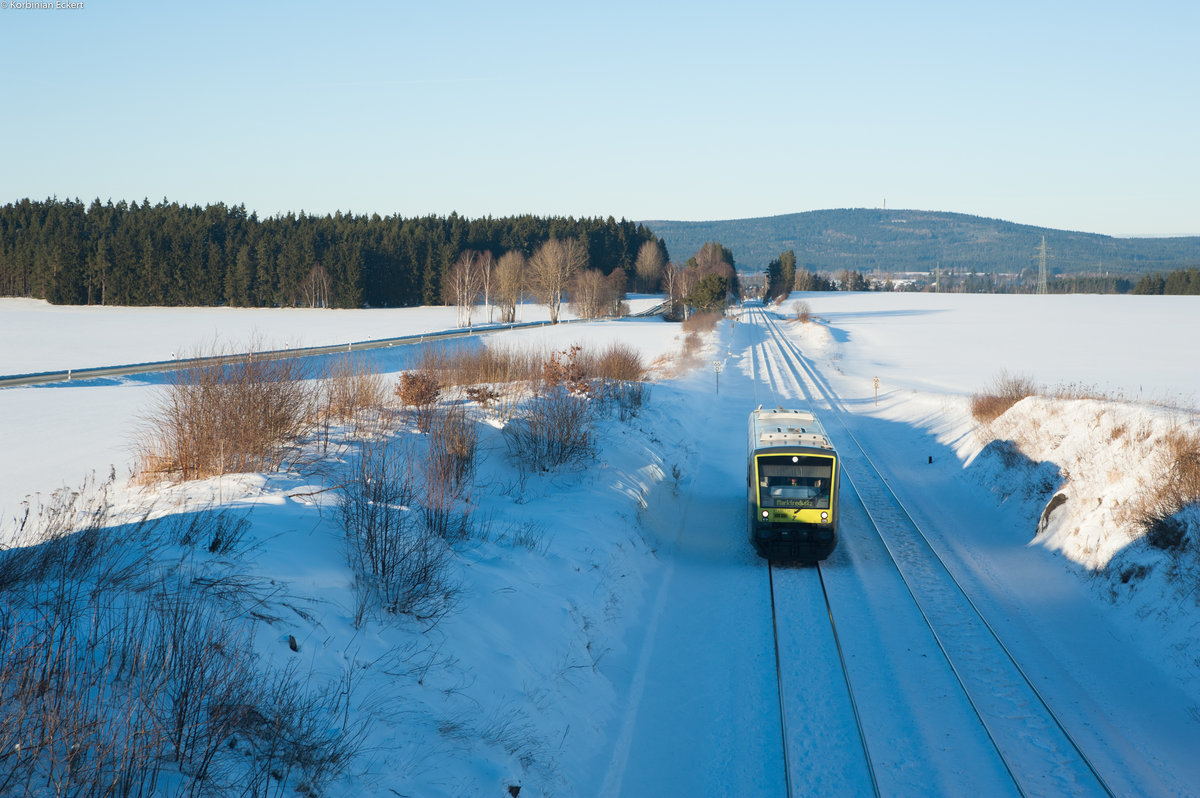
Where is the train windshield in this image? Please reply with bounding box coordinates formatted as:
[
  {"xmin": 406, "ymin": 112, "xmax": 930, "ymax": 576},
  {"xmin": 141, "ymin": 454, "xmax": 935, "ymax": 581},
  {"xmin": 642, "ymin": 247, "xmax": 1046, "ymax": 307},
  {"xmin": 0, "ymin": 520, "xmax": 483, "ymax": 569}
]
[{"xmin": 757, "ymin": 455, "xmax": 833, "ymax": 509}]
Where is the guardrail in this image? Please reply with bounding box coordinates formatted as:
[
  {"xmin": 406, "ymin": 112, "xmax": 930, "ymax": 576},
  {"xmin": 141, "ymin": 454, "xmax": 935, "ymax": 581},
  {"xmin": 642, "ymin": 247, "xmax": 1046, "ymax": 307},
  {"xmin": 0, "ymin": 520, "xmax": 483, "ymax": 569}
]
[{"xmin": 0, "ymin": 303, "xmax": 669, "ymax": 388}]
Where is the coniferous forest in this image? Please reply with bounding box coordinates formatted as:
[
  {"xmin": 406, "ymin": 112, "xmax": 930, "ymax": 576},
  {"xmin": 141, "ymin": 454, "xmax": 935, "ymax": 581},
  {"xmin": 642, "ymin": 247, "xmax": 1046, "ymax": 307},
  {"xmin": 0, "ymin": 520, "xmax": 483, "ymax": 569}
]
[{"xmin": 0, "ymin": 198, "xmax": 667, "ymax": 308}]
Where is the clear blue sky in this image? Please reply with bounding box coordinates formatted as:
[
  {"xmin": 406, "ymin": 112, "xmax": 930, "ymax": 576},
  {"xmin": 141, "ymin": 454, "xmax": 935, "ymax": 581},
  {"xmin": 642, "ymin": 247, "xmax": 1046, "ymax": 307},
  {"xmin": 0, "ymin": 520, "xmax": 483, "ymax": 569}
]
[{"xmin": 3, "ymin": 0, "xmax": 1197, "ymax": 236}]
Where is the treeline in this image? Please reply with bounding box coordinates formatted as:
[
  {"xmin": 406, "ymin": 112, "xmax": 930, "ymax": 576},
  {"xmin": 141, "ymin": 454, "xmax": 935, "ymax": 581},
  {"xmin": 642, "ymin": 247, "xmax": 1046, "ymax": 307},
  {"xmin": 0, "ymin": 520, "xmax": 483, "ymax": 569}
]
[
  {"xmin": 0, "ymin": 198, "xmax": 668, "ymax": 308},
  {"xmin": 754, "ymin": 248, "xmax": 1150, "ymax": 296},
  {"xmin": 1131, "ymin": 267, "xmax": 1200, "ymax": 295}
]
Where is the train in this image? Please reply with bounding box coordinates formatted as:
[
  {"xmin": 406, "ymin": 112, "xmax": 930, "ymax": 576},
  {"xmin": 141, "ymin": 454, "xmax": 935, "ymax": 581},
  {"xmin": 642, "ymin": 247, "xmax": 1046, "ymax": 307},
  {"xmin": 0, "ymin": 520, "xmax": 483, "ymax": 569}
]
[{"xmin": 747, "ymin": 407, "xmax": 840, "ymax": 562}]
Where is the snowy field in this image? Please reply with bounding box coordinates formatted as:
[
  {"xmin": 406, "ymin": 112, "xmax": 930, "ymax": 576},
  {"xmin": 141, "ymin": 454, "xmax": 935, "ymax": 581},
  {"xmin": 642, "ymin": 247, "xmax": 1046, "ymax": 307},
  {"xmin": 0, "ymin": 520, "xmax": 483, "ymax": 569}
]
[
  {"xmin": 0, "ymin": 296, "xmax": 665, "ymax": 376},
  {"xmin": 2, "ymin": 292, "xmax": 1199, "ymax": 795},
  {"xmin": 771, "ymin": 291, "xmax": 1200, "ymax": 403}
]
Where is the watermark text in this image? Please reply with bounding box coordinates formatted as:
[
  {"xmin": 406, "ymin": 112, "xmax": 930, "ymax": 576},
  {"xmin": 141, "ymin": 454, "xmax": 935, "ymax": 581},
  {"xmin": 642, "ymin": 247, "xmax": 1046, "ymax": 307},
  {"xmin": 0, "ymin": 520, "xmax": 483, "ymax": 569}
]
[{"xmin": 2, "ymin": 1, "xmax": 87, "ymax": 9}]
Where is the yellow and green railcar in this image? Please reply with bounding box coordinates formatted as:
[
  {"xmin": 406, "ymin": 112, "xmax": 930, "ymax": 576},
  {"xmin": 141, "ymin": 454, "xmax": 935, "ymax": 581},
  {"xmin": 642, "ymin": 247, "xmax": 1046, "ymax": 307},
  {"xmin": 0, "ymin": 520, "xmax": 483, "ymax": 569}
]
[{"xmin": 747, "ymin": 408, "xmax": 839, "ymax": 562}]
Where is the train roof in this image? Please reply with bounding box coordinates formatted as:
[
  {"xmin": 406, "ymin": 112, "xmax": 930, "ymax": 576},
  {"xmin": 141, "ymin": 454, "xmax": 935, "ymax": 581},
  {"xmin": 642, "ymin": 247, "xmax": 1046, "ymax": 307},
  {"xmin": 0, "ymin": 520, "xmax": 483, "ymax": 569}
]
[{"xmin": 750, "ymin": 407, "xmax": 834, "ymax": 451}]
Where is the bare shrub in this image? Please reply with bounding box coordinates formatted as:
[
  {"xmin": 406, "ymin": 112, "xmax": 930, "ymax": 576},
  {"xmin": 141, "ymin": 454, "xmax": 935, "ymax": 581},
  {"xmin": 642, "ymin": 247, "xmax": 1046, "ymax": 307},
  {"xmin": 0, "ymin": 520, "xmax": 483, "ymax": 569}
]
[
  {"xmin": 338, "ymin": 439, "xmax": 456, "ymax": 619},
  {"xmin": 425, "ymin": 405, "xmax": 478, "ymax": 492},
  {"xmin": 682, "ymin": 332, "xmax": 702, "ymax": 356},
  {"xmin": 0, "ymin": 476, "xmax": 156, "ymax": 599},
  {"xmin": 681, "ymin": 310, "xmax": 722, "ymax": 333},
  {"xmin": 618, "ymin": 380, "xmax": 650, "ymax": 418},
  {"xmin": 420, "ymin": 406, "xmax": 478, "ymax": 540},
  {"xmin": 137, "ymin": 351, "xmax": 318, "ymax": 482},
  {"xmin": 969, "ymin": 371, "xmax": 1040, "ymax": 423},
  {"xmin": 0, "ymin": 480, "xmax": 365, "ymax": 795},
  {"xmin": 504, "ymin": 387, "xmax": 595, "ymax": 472},
  {"xmin": 540, "ymin": 344, "xmax": 592, "ymax": 396},
  {"xmin": 396, "ymin": 369, "xmax": 442, "ymax": 431},
  {"xmin": 794, "ymin": 301, "xmax": 812, "ymax": 323},
  {"xmin": 397, "ymin": 369, "xmax": 441, "ymax": 407},
  {"xmin": 324, "ymin": 356, "xmax": 388, "ymax": 424},
  {"xmin": 418, "ymin": 341, "xmax": 646, "ymax": 397},
  {"xmin": 234, "ymin": 663, "xmax": 367, "ymax": 796},
  {"xmin": 466, "ymin": 384, "xmax": 501, "ymax": 407},
  {"xmin": 595, "ymin": 342, "xmax": 645, "ymax": 382},
  {"xmin": 0, "ymin": 601, "xmax": 167, "ymax": 797},
  {"xmin": 149, "ymin": 580, "xmax": 259, "ymax": 780},
  {"xmin": 419, "ymin": 344, "xmax": 543, "ymax": 389}
]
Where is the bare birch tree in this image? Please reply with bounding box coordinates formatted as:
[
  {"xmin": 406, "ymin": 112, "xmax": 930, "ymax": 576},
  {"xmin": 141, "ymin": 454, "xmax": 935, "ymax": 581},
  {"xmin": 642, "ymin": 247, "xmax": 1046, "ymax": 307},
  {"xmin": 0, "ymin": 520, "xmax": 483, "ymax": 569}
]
[
  {"xmin": 447, "ymin": 251, "xmax": 484, "ymax": 327},
  {"xmin": 477, "ymin": 250, "xmax": 495, "ymax": 323},
  {"xmin": 607, "ymin": 267, "xmax": 628, "ymax": 315},
  {"xmin": 662, "ymin": 262, "xmax": 689, "ymax": 320},
  {"xmin": 634, "ymin": 240, "xmax": 664, "ymax": 293},
  {"xmin": 529, "ymin": 237, "xmax": 587, "ymax": 324},
  {"xmin": 569, "ymin": 269, "xmax": 609, "ymax": 319},
  {"xmin": 494, "ymin": 250, "xmax": 526, "ymax": 323},
  {"xmin": 299, "ymin": 263, "xmax": 331, "ymax": 308}
]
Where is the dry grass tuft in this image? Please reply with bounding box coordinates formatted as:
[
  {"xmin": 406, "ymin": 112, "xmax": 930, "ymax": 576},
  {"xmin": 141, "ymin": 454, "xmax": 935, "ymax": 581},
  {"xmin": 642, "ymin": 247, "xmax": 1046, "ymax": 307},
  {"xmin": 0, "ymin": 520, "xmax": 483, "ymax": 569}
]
[
  {"xmin": 969, "ymin": 371, "xmax": 1040, "ymax": 423},
  {"xmin": 1120, "ymin": 424, "xmax": 1200, "ymax": 544}
]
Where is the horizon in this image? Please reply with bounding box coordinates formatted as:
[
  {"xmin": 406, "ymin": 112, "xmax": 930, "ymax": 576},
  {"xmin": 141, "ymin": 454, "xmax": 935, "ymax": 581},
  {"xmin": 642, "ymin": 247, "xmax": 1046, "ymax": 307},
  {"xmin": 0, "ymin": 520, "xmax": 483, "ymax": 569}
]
[{"xmin": 3, "ymin": 2, "xmax": 1196, "ymax": 239}]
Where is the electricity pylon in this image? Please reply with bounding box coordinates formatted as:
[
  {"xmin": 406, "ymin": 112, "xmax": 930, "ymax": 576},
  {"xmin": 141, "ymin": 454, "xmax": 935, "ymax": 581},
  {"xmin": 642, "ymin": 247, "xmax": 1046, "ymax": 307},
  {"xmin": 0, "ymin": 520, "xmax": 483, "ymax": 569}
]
[{"xmin": 1035, "ymin": 235, "xmax": 1050, "ymax": 294}]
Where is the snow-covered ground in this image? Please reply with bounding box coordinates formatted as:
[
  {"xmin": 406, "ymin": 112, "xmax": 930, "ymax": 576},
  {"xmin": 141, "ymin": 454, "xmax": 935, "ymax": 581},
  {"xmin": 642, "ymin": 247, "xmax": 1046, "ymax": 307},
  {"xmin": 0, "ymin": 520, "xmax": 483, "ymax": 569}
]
[
  {"xmin": 0, "ymin": 296, "xmax": 665, "ymax": 376},
  {"xmin": 2, "ymin": 292, "xmax": 1198, "ymax": 795}
]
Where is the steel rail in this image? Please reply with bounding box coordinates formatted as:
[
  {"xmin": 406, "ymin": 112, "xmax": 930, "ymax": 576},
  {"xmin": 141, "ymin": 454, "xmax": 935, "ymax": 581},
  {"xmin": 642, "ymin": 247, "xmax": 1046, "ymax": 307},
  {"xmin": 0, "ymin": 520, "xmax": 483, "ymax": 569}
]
[
  {"xmin": 766, "ymin": 564, "xmax": 795, "ymax": 798},
  {"xmin": 812, "ymin": 561, "xmax": 880, "ymax": 797}
]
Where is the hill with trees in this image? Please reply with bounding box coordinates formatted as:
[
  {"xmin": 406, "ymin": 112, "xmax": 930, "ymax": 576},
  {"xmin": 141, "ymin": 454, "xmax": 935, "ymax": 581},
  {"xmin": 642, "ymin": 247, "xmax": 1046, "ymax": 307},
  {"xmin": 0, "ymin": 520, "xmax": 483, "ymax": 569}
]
[{"xmin": 643, "ymin": 209, "xmax": 1200, "ymax": 276}]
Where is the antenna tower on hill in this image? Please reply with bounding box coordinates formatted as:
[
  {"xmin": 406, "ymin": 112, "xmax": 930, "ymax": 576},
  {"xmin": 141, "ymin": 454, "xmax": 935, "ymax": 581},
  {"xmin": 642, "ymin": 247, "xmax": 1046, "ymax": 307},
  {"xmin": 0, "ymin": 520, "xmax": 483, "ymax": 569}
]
[{"xmin": 1035, "ymin": 235, "xmax": 1050, "ymax": 294}]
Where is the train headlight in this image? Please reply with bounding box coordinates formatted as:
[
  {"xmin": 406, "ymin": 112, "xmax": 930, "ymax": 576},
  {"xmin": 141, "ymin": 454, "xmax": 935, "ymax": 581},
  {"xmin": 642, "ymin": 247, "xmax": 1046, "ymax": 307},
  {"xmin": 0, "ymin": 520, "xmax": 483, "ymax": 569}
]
[
  {"xmin": 820, "ymin": 512, "xmax": 829, "ymax": 521},
  {"xmin": 761, "ymin": 510, "xmax": 769, "ymax": 519}
]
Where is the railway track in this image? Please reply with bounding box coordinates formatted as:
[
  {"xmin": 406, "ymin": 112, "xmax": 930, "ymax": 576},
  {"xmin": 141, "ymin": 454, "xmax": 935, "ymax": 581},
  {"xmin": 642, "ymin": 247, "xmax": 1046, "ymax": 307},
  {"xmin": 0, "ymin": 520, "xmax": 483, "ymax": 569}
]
[{"xmin": 748, "ymin": 305, "xmax": 1115, "ymax": 797}]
